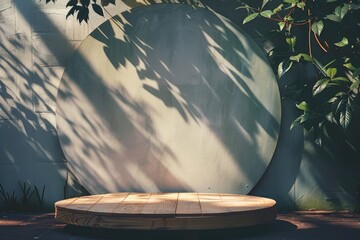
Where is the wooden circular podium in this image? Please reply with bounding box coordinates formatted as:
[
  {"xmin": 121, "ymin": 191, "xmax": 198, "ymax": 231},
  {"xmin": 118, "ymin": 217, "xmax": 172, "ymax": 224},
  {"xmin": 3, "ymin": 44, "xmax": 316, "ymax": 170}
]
[{"xmin": 55, "ymin": 193, "xmax": 276, "ymax": 230}]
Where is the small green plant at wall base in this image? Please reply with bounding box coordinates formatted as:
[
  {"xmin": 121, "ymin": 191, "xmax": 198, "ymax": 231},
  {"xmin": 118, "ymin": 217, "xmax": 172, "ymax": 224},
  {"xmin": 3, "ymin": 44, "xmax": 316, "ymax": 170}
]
[
  {"xmin": 0, "ymin": 183, "xmax": 46, "ymax": 212},
  {"xmin": 34, "ymin": 185, "xmax": 46, "ymax": 211},
  {"xmin": 355, "ymin": 183, "xmax": 360, "ymax": 213},
  {"xmin": 19, "ymin": 182, "xmax": 34, "ymax": 210},
  {"xmin": 237, "ymin": 0, "xmax": 359, "ymax": 155},
  {"xmin": 0, "ymin": 184, "xmax": 18, "ymax": 211}
]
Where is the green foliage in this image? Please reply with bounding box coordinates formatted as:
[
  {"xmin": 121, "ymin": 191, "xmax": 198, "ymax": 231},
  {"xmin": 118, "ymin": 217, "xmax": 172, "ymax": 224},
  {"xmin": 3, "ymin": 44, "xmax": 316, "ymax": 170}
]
[
  {"xmin": 19, "ymin": 182, "xmax": 34, "ymax": 210},
  {"xmin": 0, "ymin": 183, "xmax": 46, "ymax": 212},
  {"xmin": 0, "ymin": 184, "xmax": 18, "ymax": 211},
  {"xmin": 34, "ymin": 185, "xmax": 46, "ymax": 211},
  {"xmin": 239, "ymin": 0, "xmax": 360, "ymax": 153},
  {"xmin": 355, "ymin": 183, "xmax": 360, "ymax": 213}
]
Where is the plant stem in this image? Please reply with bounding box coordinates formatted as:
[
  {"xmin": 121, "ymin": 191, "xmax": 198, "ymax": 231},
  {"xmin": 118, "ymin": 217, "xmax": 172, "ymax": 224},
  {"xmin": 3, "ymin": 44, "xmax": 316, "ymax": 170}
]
[
  {"xmin": 307, "ymin": 8, "xmax": 313, "ymax": 57},
  {"xmin": 313, "ymin": 32, "xmax": 328, "ymax": 53},
  {"xmin": 308, "ymin": 19, "xmax": 313, "ymax": 57}
]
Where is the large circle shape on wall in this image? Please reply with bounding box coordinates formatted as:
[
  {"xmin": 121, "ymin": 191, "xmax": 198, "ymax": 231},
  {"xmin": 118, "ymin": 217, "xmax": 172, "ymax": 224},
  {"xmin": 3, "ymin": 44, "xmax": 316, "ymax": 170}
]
[{"xmin": 56, "ymin": 4, "xmax": 281, "ymax": 195}]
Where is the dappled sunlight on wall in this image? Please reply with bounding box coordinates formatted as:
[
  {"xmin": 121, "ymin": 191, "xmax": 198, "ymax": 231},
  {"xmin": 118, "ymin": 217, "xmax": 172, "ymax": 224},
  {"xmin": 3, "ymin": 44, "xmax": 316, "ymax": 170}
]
[
  {"xmin": 56, "ymin": 4, "xmax": 281, "ymax": 194},
  {"xmin": 0, "ymin": 0, "xmax": 127, "ymax": 206}
]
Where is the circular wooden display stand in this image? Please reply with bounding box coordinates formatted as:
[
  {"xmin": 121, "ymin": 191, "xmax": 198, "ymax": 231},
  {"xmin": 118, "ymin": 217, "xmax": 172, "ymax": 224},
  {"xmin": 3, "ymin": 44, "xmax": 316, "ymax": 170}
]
[{"xmin": 55, "ymin": 193, "xmax": 276, "ymax": 230}]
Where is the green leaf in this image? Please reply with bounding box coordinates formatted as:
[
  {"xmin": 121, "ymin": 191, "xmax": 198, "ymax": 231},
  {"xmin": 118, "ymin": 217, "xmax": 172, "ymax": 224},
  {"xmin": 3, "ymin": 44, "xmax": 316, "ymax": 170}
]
[
  {"xmin": 284, "ymin": 15, "xmax": 293, "ymax": 22},
  {"xmin": 92, "ymin": 3, "xmax": 104, "ymax": 16},
  {"xmin": 350, "ymin": 80, "xmax": 360, "ymax": 91},
  {"xmin": 287, "ymin": 23, "xmax": 292, "ymax": 32},
  {"xmin": 235, "ymin": 4, "xmax": 251, "ymax": 10},
  {"xmin": 290, "ymin": 115, "xmax": 303, "ymax": 130},
  {"xmin": 350, "ymin": 3, "xmax": 360, "ymax": 10},
  {"xmin": 326, "ymin": 14, "xmax": 342, "ymax": 22},
  {"xmin": 301, "ymin": 112, "xmax": 314, "ymax": 123},
  {"xmin": 284, "ymin": 0, "xmax": 298, "ymax": 5},
  {"xmin": 311, "ymin": 21, "xmax": 324, "ymax": 36},
  {"xmin": 332, "ymin": 77, "xmax": 349, "ymax": 82},
  {"xmin": 335, "ymin": 6, "xmax": 342, "ymax": 17},
  {"xmin": 278, "ymin": 60, "xmax": 293, "ymax": 78},
  {"xmin": 326, "ymin": 111, "xmax": 334, "ymax": 123},
  {"xmin": 297, "ymin": 2, "xmax": 305, "ymax": 9},
  {"xmin": 243, "ymin": 13, "xmax": 259, "ymax": 24},
  {"xmin": 328, "ymin": 97, "xmax": 338, "ymax": 103},
  {"xmin": 278, "ymin": 21, "xmax": 285, "ymax": 31},
  {"xmin": 339, "ymin": 100, "xmax": 351, "ymax": 129},
  {"xmin": 260, "ymin": 10, "xmax": 273, "ymax": 18},
  {"xmin": 313, "ymin": 79, "xmax": 330, "ymax": 96},
  {"xmin": 334, "ymin": 98, "xmax": 345, "ymax": 116},
  {"xmin": 326, "ymin": 68, "xmax": 337, "ymax": 79},
  {"xmin": 334, "ymin": 37, "xmax": 348, "ymax": 47},
  {"xmin": 335, "ymin": 92, "xmax": 346, "ymax": 97},
  {"xmin": 286, "ymin": 36, "xmax": 297, "ymax": 52},
  {"xmin": 353, "ymin": 69, "xmax": 360, "ymax": 78},
  {"xmin": 322, "ymin": 60, "xmax": 336, "ymax": 71},
  {"xmin": 262, "ymin": 0, "xmax": 269, "ymax": 9},
  {"xmin": 296, "ymin": 101, "xmax": 309, "ymax": 111},
  {"xmin": 273, "ymin": 4, "xmax": 284, "ymax": 14},
  {"xmin": 343, "ymin": 62, "xmax": 356, "ymax": 71},
  {"xmin": 348, "ymin": 96, "xmax": 360, "ymax": 112},
  {"xmin": 341, "ymin": 4, "xmax": 349, "ymax": 18},
  {"xmin": 290, "ymin": 53, "xmax": 313, "ymax": 62}
]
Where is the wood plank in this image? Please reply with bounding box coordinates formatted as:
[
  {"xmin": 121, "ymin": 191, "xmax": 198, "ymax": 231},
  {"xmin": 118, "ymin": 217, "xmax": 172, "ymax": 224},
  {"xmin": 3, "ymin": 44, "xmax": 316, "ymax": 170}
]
[
  {"xmin": 65, "ymin": 195, "xmax": 103, "ymax": 211},
  {"xmin": 113, "ymin": 193, "xmax": 151, "ymax": 214},
  {"xmin": 55, "ymin": 197, "xmax": 79, "ymax": 208},
  {"xmin": 89, "ymin": 192, "xmax": 129, "ymax": 213},
  {"xmin": 55, "ymin": 192, "xmax": 277, "ymax": 230},
  {"xmin": 141, "ymin": 193, "xmax": 178, "ymax": 215},
  {"xmin": 198, "ymin": 193, "xmax": 228, "ymax": 214},
  {"xmin": 176, "ymin": 193, "xmax": 201, "ymax": 215},
  {"xmin": 220, "ymin": 194, "xmax": 276, "ymax": 212}
]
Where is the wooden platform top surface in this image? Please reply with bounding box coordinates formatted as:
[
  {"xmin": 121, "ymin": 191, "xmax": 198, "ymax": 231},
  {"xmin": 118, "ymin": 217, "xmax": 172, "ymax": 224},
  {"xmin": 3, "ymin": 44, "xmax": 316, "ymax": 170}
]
[
  {"xmin": 55, "ymin": 192, "xmax": 275, "ymax": 217},
  {"xmin": 55, "ymin": 193, "xmax": 276, "ymax": 230}
]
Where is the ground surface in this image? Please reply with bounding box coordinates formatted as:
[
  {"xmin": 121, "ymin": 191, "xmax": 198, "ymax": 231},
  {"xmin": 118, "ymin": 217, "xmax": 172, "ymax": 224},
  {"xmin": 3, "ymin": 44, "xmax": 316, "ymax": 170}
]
[{"xmin": 0, "ymin": 211, "xmax": 360, "ymax": 239}]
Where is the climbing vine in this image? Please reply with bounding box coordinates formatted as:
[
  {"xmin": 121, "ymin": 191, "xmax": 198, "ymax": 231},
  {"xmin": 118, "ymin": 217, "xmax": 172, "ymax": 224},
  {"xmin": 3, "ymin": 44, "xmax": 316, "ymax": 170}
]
[{"xmin": 238, "ymin": 0, "xmax": 360, "ymax": 154}]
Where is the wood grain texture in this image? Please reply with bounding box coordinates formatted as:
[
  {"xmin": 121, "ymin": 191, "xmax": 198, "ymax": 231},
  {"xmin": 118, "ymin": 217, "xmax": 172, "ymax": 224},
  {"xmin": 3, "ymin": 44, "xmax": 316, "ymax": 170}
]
[
  {"xmin": 176, "ymin": 193, "xmax": 201, "ymax": 215},
  {"xmin": 89, "ymin": 193, "xmax": 129, "ymax": 213},
  {"xmin": 141, "ymin": 193, "xmax": 178, "ymax": 215},
  {"xmin": 55, "ymin": 192, "xmax": 276, "ymax": 230},
  {"xmin": 112, "ymin": 193, "xmax": 151, "ymax": 214}
]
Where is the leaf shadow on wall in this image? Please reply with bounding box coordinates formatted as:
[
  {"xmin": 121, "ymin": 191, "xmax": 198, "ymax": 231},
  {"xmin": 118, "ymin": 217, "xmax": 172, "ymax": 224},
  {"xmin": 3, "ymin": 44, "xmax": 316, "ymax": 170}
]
[{"xmin": 57, "ymin": 4, "xmax": 281, "ymax": 194}]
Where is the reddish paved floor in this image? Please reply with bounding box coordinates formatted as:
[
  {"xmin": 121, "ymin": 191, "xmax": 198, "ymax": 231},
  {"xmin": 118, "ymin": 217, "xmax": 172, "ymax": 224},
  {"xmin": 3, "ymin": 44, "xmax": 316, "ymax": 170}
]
[{"xmin": 0, "ymin": 211, "xmax": 360, "ymax": 239}]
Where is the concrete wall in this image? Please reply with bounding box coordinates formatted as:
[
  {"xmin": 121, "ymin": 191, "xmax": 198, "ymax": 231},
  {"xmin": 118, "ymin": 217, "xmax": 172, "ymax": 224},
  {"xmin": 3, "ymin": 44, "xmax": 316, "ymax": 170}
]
[
  {"xmin": 0, "ymin": 0, "xmax": 359, "ymax": 210},
  {"xmin": 0, "ymin": 0, "xmax": 129, "ymax": 207}
]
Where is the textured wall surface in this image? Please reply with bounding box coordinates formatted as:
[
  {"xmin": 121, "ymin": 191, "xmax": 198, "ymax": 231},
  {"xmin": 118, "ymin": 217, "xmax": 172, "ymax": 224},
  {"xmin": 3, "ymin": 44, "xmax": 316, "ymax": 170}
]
[
  {"xmin": 0, "ymin": 0, "xmax": 359, "ymax": 210},
  {"xmin": 56, "ymin": 4, "xmax": 280, "ymax": 195},
  {"xmin": 0, "ymin": 0, "xmax": 129, "ymax": 206}
]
